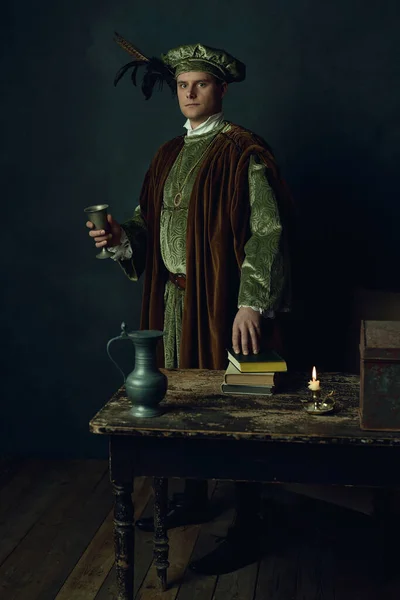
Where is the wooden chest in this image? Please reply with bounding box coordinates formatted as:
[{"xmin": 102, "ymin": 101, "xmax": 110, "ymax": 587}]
[{"xmin": 360, "ymin": 320, "xmax": 400, "ymax": 431}]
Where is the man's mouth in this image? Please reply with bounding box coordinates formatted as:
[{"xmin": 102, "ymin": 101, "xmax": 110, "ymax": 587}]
[{"xmin": 185, "ymin": 103, "xmax": 200, "ymax": 107}]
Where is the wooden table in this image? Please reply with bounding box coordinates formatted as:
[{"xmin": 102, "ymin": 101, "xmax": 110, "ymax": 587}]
[{"xmin": 89, "ymin": 369, "xmax": 400, "ymax": 600}]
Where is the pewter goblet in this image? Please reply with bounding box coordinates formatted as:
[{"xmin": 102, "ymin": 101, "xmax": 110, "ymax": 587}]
[{"xmin": 84, "ymin": 204, "xmax": 113, "ymax": 260}]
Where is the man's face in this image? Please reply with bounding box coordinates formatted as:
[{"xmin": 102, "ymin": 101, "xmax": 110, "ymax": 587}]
[{"xmin": 176, "ymin": 71, "xmax": 227, "ymax": 127}]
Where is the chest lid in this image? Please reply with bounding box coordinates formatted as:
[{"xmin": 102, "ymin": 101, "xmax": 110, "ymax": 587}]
[{"xmin": 360, "ymin": 320, "xmax": 400, "ymax": 362}]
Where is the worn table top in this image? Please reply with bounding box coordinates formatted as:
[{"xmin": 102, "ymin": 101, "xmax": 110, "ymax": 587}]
[{"xmin": 89, "ymin": 370, "xmax": 400, "ymax": 446}]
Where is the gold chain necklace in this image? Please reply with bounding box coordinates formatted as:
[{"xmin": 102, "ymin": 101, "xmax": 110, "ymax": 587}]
[{"xmin": 173, "ymin": 135, "xmax": 219, "ymax": 208}]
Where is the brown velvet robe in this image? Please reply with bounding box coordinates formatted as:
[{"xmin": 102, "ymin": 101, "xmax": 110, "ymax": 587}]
[{"xmin": 138, "ymin": 124, "xmax": 292, "ymax": 369}]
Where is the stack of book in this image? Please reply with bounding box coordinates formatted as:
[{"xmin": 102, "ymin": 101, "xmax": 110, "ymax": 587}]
[{"xmin": 221, "ymin": 348, "xmax": 288, "ymax": 396}]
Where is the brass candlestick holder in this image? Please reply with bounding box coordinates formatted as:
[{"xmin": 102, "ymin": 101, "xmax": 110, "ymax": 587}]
[
  {"xmin": 304, "ymin": 389, "xmax": 335, "ymax": 415},
  {"xmin": 84, "ymin": 203, "xmax": 113, "ymax": 260}
]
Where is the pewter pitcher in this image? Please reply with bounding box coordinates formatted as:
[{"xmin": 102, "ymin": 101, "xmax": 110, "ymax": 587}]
[{"xmin": 107, "ymin": 322, "xmax": 167, "ymax": 417}]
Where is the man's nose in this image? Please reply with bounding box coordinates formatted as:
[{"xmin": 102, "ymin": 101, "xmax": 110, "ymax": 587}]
[{"xmin": 186, "ymin": 87, "xmax": 196, "ymax": 98}]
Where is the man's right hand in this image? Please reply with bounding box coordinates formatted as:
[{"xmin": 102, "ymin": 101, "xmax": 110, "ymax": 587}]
[{"xmin": 86, "ymin": 214, "xmax": 122, "ymax": 248}]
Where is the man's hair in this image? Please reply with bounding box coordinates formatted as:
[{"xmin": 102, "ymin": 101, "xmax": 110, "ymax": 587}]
[
  {"xmin": 213, "ymin": 75, "xmax": 227, "ymax": 86},
  {"xmin": 175, "ymin": 73, "xmax": 226, "ymax": 86}
]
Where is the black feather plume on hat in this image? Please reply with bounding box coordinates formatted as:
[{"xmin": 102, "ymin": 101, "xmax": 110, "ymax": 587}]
[{"xmin": 113, "ymin": 32, "xmax": 176, "ymax": 100}]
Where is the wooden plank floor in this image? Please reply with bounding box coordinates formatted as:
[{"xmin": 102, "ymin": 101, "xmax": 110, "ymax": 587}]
[{"xmin": 0, "ymin": 459, "xmax": 399, "ymax": 599}]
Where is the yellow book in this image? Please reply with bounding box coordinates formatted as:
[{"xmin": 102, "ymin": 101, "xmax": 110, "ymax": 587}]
[{"xmin": 224, "ymin": 362, "xmax": 276, "ymax": 385}]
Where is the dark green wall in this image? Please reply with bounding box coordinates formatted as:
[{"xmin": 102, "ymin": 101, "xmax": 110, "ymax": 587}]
[{"xmin": 1, "ymin": 0, "xmax": 399, "ymax": 457}]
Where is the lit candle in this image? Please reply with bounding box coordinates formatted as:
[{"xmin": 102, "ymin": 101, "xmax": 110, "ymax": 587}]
[{"xmin": 308, "ymin": 366, "xmax": 321, "ymax": 391}]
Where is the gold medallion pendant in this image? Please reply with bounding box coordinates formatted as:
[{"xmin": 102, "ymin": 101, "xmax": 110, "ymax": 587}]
[{"xmin": 173, "ymin": 193, "xmax": 182, "ymax": 208}]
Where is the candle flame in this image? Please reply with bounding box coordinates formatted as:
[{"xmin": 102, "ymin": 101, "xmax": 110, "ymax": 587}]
[{"xmin": 312, "ymin": 366, "xmax": 317, "ymax": 381}]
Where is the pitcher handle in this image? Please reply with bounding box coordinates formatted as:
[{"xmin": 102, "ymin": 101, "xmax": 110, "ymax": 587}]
[{"xmin": 106, "ymin": 322, "xmax": 130, "ymax": 383}]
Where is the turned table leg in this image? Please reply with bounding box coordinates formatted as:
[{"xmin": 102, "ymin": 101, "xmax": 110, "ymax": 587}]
[
  {"xmin": 110, "ymin": 439, "xmax": 135, "ymax": 600},
  {"xmin": 112, "ymin": 481, "xmax": 134, "ymax": 599},
  {"xmin": 153, "ymin": 477, "xmax": 170, "ymax": 591}
]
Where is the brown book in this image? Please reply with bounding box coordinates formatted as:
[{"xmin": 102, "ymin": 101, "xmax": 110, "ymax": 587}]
[{"xmin": 224, "ymin": 362, "xmax": 276, "ymax": 385}]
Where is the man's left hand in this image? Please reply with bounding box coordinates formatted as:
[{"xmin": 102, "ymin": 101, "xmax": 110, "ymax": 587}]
[{"xmin": 232, "ymin": 307, "xmax": 262, "ymax": 355}]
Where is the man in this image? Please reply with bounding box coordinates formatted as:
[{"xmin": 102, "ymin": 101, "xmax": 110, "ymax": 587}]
[{"xmin": 87, "ymin": 40, "xmax": 291, "ymax": 574}]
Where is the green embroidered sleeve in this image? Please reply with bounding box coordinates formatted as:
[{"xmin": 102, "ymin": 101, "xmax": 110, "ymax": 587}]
[
  {"xmin": 118, "ymin": 204, "xmax": 147, "ymax": 281},
  {"xmin": 237, "ymin": 154, "xmax": 285, "ymax": 312}
]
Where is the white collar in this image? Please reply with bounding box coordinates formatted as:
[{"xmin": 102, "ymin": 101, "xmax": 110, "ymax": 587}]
[{"xmin": 183, "ymin": 112, "xmax": 224, "ymax": 137}]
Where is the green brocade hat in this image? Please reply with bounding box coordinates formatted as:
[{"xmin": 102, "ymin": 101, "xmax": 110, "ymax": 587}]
[
  {"xmin": 113, "ymin": 33, "xmax": 245, "ymax": 99},
  {"xmin": 161, "ymin": 43, "xmax": 246, "ymax": 84}
]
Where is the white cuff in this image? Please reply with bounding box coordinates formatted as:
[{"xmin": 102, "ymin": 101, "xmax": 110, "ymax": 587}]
[{"xmin": 108, "ymin": 229, "xmax": 133, "ymax": 261}]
